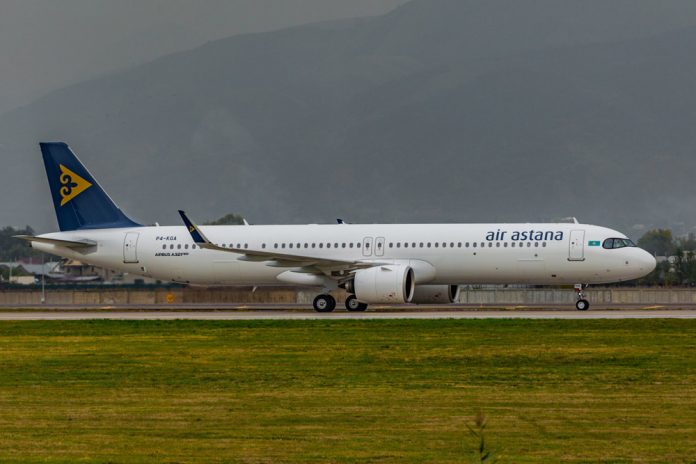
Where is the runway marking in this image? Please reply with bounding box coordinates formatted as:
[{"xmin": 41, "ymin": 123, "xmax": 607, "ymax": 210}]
[{"xmin": 1, "ymin": 310, "xmax": 696, "ymax": 321}]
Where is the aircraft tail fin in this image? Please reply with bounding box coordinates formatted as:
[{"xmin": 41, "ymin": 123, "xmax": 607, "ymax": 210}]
[{"xmin": 40, "ymin": 142, "xmax": 141, "ymax": 231}]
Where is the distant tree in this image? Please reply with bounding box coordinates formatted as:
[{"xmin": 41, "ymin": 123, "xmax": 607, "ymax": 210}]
[
  {"xmin": 638, "ymin": 261, "xmax": 671, "ymax": 286},
  {"xmin": 637, "ymin": 229, "xmax": 674, "ymax": 257},
  {"xmin": 676, "ymin": 233, "xmax": 696, "ymax": 252},
  {"xmin": 0, "ymin": 264, "xmax": 32, "ymax": 281},
  {"xmin": 0, "ymin": 226, "xmax": 38, "ymax": 261},
  {"xmin": 671, "ymin": 247, "xmax": 696, "ymax": 286},
  {"xmin": 204, "ymin": 213, "xmax": 246, "ymax": 226}
]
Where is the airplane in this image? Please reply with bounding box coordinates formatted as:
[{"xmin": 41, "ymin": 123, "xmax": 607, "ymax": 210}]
[{"xmin": 17, "ymin": 142, "xmax": 657, "ymax": 312}]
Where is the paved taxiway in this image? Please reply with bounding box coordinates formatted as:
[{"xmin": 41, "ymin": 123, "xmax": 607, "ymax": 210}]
[{"xmin": 2, "ymin": 309, "xmax": 696, "ymax": 320}]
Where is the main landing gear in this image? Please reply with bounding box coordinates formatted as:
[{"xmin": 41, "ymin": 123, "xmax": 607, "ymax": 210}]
[
  {"xmin": 313, "ymin": 294, "xmax": 336, "ymax": 313},
  {"xmin": 575, "ymin": 284, "xmax": 590, "ymax": 311},
  {"xmin": 345, "ymin": 295, "xmax": 368, "ymax": 312},
  {"xmin": 312, "ymin": 294, "xmax": 368, "ymax": 312}
]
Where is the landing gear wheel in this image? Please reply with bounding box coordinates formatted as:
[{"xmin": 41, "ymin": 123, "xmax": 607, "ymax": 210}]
[
  {"xmin": 345, "ymin": 295, "xmax": 368, "ymax": 312},
  {"xmin": 313, "ymin": 294, "xmax": 336, "ymax": 313},
  {"xmin": 574, "ymin": 284, "xmax": 590, "ymax": 311}
]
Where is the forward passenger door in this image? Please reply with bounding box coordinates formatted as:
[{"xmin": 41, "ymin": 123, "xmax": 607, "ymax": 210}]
[{"xmin": 568, "ymin": 230, "xmax": 585, "ymax": 261}]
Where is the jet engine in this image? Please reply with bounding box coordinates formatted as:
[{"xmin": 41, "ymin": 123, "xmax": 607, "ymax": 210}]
[
  {"xmin": 411, "ymin": 285, "xmax": 460, "ymax": 304},
  {"xmin": 345, "ymin": 265, "xmax": 415, "ymax": 304}
]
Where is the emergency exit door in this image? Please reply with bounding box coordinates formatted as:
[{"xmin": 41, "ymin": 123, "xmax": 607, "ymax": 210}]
[
  {"xmin": 568, "ymin": 230, "xmax": 585, "ymax": 261},
  {"xmin": 362, "ymin": 237, "xmax": 373, "ymax": 257},
  {"xmin": 375, "ymin": 237, "xmax": 385, "ymax": 256},
  {"xmin": 123, "ymin": 232, "xmax": 140, "ymax": 263}
]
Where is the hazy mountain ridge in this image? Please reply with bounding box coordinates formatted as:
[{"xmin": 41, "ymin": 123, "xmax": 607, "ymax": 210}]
[{"xmin": 3, "ymin": 0, "xmax": 696, "ymax": 235}]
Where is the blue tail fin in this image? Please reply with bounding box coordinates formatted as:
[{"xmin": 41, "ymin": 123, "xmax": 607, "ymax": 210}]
[{"xmin": 40, "ymin": 142, "xmax": 141, "ymax": 231}]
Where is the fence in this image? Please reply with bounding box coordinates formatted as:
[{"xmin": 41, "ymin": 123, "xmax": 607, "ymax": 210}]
[{"xmin": 1, "ymin": 286, "xmax": 696, "ymax": 306}]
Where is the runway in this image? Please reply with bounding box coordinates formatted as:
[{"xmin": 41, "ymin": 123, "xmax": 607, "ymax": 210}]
[{"xmin": 2, "ymin": 309, "xmax": 696, "ymax": 320}]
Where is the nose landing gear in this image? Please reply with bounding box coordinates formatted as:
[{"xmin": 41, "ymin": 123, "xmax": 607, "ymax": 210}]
[{"xmin": 575, "ymin": 284, "xmax": 590, "ymax": 311}]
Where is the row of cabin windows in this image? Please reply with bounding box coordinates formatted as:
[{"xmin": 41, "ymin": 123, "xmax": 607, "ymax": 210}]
[
  {"xmin": 163, "ymin": 244, "xmax": 198, "ymax": 250},
  {"xmin": 162, "ymin": 243, "xmax": 250, "ymax": 250},
  {"xmin": 163, "ymin": 241, "xmax": 548, "ymax": 250},
  {"xmin": 272, "ymin": 242, "xmax": 363, "ymax": 249},
  {"xmin": 389, "ymin": 241, "xmax": 547, "ymax": 248}
]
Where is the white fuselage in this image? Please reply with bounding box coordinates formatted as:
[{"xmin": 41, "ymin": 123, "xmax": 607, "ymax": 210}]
[{"xmin": 32, "ymin": 223, "xmax": 656, "ymax": 288}]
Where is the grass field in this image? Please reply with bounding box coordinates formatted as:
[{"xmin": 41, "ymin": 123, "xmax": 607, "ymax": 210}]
[{"xmin": 0, "ymin": 320, "xmax": 695, "ymax": 463}]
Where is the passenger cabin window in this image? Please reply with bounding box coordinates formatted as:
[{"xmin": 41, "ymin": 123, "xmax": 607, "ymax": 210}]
[{"xmin": 603, "ymin": 238, "xmax": 637, "ymax": 249}]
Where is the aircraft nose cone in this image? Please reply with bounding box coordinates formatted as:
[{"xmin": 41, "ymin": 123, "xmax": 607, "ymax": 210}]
[{"xmin": 639, "ymin": 249, "xmax": 657, "ymax": 274}]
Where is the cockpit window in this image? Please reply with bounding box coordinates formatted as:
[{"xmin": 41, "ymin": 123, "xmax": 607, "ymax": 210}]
[{"xmin": 603, "ymin": 238, "xmax": 636, "ymax": 249}]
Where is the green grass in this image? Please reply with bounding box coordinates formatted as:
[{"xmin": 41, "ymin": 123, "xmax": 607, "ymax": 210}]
[{"xmin": 1, "ymin": 319, "xmax": 695, "ymax": 463}]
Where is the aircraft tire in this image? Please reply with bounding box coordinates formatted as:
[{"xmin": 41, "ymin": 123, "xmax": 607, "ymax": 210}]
[
  {"xmin": 345, "ymin": 295, "xmax": 368, "ymax": 312},
  {"xmin": 313, "ymin": 294, "xmax": 336, "ymax": 312},
  {"xmin": 576, "ymin": 299, "xmax": 590, "ymax": 311}
]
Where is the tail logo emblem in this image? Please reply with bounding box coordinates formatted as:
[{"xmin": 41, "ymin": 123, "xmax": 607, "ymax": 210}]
[{"xmin": 59, "ymin": 164, "xmax": 93, "ymax": 206}]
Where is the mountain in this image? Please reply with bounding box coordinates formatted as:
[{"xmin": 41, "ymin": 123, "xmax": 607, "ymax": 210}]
[
  {"xmin": 3, "ymin": 0, "xmax": 696, "ymax": 235},
  {"xmin": 0, "ymin": 0, "xmax": 408, "ymax": 114}
]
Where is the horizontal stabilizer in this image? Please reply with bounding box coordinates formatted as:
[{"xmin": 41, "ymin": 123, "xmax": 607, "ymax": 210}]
[{"xmin": 15, "ymin": 235, "xmax": 97, "ymax": 248}]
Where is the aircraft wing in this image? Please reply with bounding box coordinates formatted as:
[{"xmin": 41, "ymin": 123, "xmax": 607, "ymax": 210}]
[
  {"xmin": 178, "ymin": 211, "xmax": 377, "ymax": 274},
  {"xmin": 15, "ymin": 235, "xmax": 97, "ymax": 249}
]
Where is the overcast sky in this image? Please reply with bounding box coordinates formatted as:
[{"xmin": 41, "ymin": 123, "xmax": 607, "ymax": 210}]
[{"xmin": 0, "ymin": 0, "xmax": 408, "ymax": 113}]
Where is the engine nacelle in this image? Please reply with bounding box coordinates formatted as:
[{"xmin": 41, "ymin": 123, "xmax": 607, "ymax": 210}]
[
  {"xmin": 350, "ymin": 265, "xmax": 415, "ymax": 304},
  {"xmin": 411, "ymin": 285, "xmax": 460, "ymax": 304}
]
